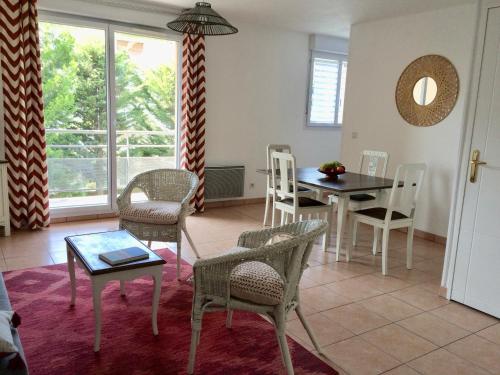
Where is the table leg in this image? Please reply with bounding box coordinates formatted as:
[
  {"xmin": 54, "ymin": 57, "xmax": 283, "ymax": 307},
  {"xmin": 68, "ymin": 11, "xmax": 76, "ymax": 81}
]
[
  {"xmin": 67, "ymin": 246, "xmax": 76, "ymax": 306},
  {"xmin": 120, "ymin": 281, "xmax": 126, "ymax": 296},
  {"xmin": 92, "ymin": 279, "xmax": 105, "ymax": 352},
  {"xmin": 335, "ymin": 194, "xmax": 349, "ymax": 261},
  {"xmin": 152, "ymin": 269, "xmax": 162, "ymax": 336}
]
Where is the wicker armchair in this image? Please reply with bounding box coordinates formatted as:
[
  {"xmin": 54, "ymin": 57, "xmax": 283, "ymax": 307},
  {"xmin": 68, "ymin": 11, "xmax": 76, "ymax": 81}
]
[
  {"xmin": 188, "ymin": 220, "xmax": 328, "ymax": 375},
  {"xmin": 117, "ymin": 169, "xmax": 201, "ymax": 279}
]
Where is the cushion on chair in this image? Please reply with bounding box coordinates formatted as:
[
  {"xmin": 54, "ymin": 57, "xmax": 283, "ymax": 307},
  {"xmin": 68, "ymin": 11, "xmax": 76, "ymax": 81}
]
[
  {"xmin": 230, "ymin": 261, "xmax": 284, "ymax": 305},
  {"xmin": 120, "ymin": 201, "xmax": 182, "ymax": 225},
  {"xmin": 349, "ymin": 194, "xmax": 376, "ymax": 202},
  {"xmin": 265, "ymin": 232, "xmax": 294, "ymax": 245},
  {"xmin": 355, "ymin": 207, "xmax": 408, "ymax": 220},
  {"xmin": 222, "ymin": 246, "xmax": 251, "ymax": 255},
  {"xmin": 280, "ymin": 197, "xmax": 326, "ymax": 207}
]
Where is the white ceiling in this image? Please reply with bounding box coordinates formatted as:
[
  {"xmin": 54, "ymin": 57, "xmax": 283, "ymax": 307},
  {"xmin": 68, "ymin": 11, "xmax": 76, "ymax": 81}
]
[{"xmin": 141, "ymin": 0, "xmax": 476, "ymax": 38}]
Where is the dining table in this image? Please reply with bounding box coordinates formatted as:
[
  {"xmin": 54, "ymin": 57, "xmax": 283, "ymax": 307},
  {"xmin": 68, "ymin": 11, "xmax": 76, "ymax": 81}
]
[{"xmin": 257, "ymin": 167, "xmax": 398, "ymax": 259}]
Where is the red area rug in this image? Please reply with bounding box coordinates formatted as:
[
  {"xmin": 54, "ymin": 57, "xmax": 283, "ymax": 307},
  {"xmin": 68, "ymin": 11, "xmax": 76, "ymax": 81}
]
[{"xmin": 3, "ymin": 249, "xmax": 338, "ymax": 375}]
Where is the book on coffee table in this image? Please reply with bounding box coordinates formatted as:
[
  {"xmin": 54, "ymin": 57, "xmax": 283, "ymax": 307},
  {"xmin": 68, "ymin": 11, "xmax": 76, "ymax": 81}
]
[{"xmin": 99, "ymin": 247, "xmax": 149, "ymax": 266}]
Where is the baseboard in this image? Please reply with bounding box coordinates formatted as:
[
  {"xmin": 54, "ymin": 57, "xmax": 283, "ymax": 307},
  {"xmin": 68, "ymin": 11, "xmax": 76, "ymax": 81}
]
[
  {"xmin": 204, "ymin": 197, "xmax": 265, "ymax": 208},
  {"xmin": 397, "ymin": 227, "xmax": 447, "ymax": 245},
  {"xmin": 50, "ymin": 212, "xmax": 118, "ymax": 224}
]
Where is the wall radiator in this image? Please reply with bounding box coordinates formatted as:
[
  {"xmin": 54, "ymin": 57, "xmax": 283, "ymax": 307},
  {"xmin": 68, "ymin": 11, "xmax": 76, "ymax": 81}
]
[{"xmin": 205, "ymin": 165, "xmax": 245, "ymax": 200}]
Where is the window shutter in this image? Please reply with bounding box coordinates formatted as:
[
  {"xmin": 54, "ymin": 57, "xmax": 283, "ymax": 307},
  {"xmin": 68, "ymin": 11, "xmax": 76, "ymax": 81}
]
[
  {"xmin": 307, "ymin": 52, "xmax": 348, "ymax": 127},
  {"xmin": 309, "ymin": 57, "xmax": 339, "ymax": 124}
]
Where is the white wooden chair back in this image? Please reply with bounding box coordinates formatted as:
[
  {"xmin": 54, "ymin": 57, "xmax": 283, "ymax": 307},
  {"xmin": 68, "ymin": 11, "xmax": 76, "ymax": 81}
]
[
  {"xmin": 267, "ymin": 144, "xmax": 292, "ymax": 190},
  {"xmin": 359, "ymin": 150, "xmax": 389, "ymax": 177},
  {"xmin": 386, "ymin": 163, "xmax": 426, "ymax": 219},
  {"xmin": 271, "ymin": 151, "xmax": 297, "ymax": 206}
]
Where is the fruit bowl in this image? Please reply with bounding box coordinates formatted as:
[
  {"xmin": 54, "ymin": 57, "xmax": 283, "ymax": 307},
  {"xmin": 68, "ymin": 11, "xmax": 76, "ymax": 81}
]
[
  {"xmin": 318, "ymin": 161, "xmax": 345, "ymax": 179},
  {"xmin": 317, "ymin": 168, "xmax": 345, "ymax": 179}
]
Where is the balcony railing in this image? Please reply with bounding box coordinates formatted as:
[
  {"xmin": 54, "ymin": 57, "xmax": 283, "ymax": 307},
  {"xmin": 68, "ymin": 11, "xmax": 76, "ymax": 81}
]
[{"xmin": 46, "ymin": 128, "xmax": 176, "ymax": 208}]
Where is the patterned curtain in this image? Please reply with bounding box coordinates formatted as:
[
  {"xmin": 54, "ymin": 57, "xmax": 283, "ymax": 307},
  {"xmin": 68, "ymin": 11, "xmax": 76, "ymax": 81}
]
[
  {"xmin": 180, "ymin": 33, "xmax": 206, "ymax": 212},
  {"xmin": 0, "ymin": 0, "xmax": 49, "ymax": 229}
]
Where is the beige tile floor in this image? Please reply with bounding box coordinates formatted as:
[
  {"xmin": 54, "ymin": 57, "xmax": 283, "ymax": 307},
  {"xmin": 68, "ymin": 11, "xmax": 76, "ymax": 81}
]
[{"xmin": 0, "ymin": 203, "xmax": 499, "ymax": 375}]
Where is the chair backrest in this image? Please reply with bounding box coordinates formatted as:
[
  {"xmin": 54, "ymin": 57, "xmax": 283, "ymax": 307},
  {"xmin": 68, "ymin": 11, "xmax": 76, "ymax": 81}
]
[
  {"xmin": 266, "ymin": 144, "xmax": 292, "ymax": 189},
  {"xmin": 237, "ymin": 220, "xmax": 328, "ymax": 306},
  {"xmin": 271, "ymin": 151, "xmax": 298, "ymax": 206},
  {"xmin": 359, "ymin": 150, "xmax": 389, "ymax": 177},
  {"xmin": 386, "ymin": 163, "xmax": 426, "ymax": 219},
  {"xmin": 131, "ymin": 168, "xmax": 199, "ymax": 202}
]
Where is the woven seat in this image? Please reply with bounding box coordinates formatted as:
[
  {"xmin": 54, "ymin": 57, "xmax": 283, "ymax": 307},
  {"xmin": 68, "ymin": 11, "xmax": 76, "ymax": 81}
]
[
  {"xmin": 120, "ymin": 201, "xmax": 182, "ymax": 225},
  {"xmin": 230, "ymin": 261, "xmax": 284, "ymax": 305}
]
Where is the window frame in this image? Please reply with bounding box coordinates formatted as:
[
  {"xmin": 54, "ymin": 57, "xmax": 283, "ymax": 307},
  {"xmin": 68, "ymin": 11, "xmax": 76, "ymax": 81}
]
[
  {"xmin": 306, "ymin": 51, "xmax": 348, "ymax": 128},
  {"xmin": 39, "ymin": 11, "xmax": 182, "ymax": 218}
]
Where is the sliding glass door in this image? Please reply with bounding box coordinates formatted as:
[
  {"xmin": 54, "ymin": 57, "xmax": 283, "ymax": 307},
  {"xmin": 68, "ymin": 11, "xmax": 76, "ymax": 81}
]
[
  {"xmin": 113, "ymin": 31, "xmax": 178, "ymax": 196},
  {"xmin": 39, "ymin": 15, "xmax": 180, "ymax": 214},
  {"xmin": 40, "ymin": 22, "xmax": 109, "ymax": 209}
]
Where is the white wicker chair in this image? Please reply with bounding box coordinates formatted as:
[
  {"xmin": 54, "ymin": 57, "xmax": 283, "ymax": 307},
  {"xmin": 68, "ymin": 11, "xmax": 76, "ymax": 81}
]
[
  {"xmin": 187, "ymin": 220, "xmax": 328, "ymax": 375},
  {"xmin": 117, "ymin": 169, "xmax": 200, "ymax": 279}
]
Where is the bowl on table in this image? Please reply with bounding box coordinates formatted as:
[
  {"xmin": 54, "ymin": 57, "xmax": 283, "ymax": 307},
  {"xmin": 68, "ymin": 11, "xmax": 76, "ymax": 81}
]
[{"xmin": 317, "ymin": 168, "xmax": 345, "ymax": 179}]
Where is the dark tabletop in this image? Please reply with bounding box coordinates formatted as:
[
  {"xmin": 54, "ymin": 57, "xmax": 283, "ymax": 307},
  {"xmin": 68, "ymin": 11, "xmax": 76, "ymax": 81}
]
[
  {"xmin": 257, "ymin": 167, "xmax": 396, "ymax": 193},
  {"xmin": 65, "ymin": 230, "xmax": 166, "ymax": 275}
]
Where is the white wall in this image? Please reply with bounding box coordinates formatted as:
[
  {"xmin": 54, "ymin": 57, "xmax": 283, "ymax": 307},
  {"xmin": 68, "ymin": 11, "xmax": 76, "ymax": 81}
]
[
  {"xmin": 341, "ymin": 4, "xmax": 477, "ymax": 237},
  {"xmin": 205, "ymin": 25, "xmax": 343, "ymax": 198}
]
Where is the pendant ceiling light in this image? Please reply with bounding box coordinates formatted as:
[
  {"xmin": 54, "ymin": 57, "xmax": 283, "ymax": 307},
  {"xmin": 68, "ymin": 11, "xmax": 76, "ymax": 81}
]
[{"xmin": 167, "ymin": 2, "xmax": 238, "ymax": 36}]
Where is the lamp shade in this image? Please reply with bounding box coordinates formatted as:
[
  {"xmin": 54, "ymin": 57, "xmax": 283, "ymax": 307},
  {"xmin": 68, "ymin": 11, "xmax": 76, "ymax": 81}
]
[{"xmin": 167, "ymin": 2, "xmax": 238, "ymax": 36}]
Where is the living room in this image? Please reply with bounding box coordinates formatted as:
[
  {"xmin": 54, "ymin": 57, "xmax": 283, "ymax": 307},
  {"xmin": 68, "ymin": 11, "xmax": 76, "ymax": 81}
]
[{"xmin": 0, "ymin": 0, "xmax": 499, "ymax": 374}]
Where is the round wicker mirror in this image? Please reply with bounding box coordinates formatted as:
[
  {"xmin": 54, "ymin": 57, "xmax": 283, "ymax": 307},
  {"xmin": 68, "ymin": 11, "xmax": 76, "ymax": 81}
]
[{"xmin": 396, "ymin": 55, "xmax": 459, "ymax": 127}]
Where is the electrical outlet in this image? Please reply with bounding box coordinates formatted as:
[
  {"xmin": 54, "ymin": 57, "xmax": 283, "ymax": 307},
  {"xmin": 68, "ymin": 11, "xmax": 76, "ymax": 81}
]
[
  {"xmin": 249, "ymin": 183, "xmax": 255, "ymax": 188},
  {"xmin": 352, "ymin": 131, "xmax": 359, "ymax": 139}
]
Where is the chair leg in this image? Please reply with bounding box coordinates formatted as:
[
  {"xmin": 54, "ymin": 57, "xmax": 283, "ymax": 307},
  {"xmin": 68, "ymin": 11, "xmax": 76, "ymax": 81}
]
[
  {"xmin": 352, "ymin": 220, "xmax": 358, "ymax": 247},
  {"xmin": 187, "ymin": 327, "xmax": 201, "ymax": 374},
  {"xmin": 381, "ymin": 227, "xmax": 390, "ymax": 275},
  {"xmin": 183, "ymin": 225, "xmax": 201, "ymax": 259},
  {"xmin": 226, "ymin": 309, "xmax": 233, "ymax": 329},
  {"xmin": 280, "ymin": 210, "xmax": 286, "ymax": 226},
  {"xmin": 147, "ymin": 240, "xmax": 152, "ymax": 248},
  {"xmin": 176, "ymin": 238, "xmax": 182, "ymax": 280},
  {"xmin": 274, "ymin": 319, "xmax": 294, "ymax": 375},
  {"xmin": 296, "ymin": 306, "xmax": 322, "ymax": 355},
  {"xmin": 263, "ymin": 193, "xmax": 271, "ymax": 226},
  {"xmin": 346, "ymin": 214, "xmax": 355, "ymax": 262},
  {"xmin": 322, "ymin": 211, "xmax": 330, "ymax": 252},
  {"xmin": 406, "ymin": 224, "xmax": 415, "ymax": 269},
  {"xmin": 372, "ymin": 227, "xmax": 380, "ymax": 255}
]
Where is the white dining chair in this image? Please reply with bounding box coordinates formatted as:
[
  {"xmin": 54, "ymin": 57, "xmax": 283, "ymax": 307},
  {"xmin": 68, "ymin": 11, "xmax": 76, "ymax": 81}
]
[
  {"xmin": 271, "ymin": 151, "xmax": 333, "ymax": 251},
  {"xmin": 328, "ymin": 150, "xmax": 389, "ymax": 251},
  {"xmin": 263, "ymin": 144, "xmax": 316, "ymax": 226},
  {"xmin": 345, "ymin": 163, "xmax": 426, "ymax": 275}
]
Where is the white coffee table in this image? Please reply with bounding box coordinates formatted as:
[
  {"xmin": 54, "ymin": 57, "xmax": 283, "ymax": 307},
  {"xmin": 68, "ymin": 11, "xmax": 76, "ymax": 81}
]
[{"xmin": 65, "ymin": 230, "xmax": 166, "ymax": 352}]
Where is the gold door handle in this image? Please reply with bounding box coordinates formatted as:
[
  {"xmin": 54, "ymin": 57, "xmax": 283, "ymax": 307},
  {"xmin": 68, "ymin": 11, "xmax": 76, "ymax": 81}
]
[{"xmin": 470, "ymin": 149, "xmax": 487, "ymax": 183}]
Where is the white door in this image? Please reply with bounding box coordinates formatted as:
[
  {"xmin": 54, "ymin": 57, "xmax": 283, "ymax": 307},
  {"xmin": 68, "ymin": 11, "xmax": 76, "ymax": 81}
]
[{"xmin": 450, "ymin": 6, "xmax": 500, "ymax": 318}]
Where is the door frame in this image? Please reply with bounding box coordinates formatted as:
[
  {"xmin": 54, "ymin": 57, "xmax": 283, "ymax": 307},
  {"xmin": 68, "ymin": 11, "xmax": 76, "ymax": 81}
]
[
  {"xmin": 39, "ymin": 11, "xmax": 182, "ymax": 219},
  {"xmin": 443, "ymin": 0, "xmax": 500, "ymax": 297}
]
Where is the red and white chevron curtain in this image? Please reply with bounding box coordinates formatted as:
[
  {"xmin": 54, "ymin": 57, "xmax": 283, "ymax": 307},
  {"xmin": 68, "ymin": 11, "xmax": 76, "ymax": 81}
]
[
  {"xmin": 180, "ymin": 33, "xmax": 206, "ymax": 212},
  {"xmin": 0, "ymin": 0, "xmax": 49, "ymax": 229}
]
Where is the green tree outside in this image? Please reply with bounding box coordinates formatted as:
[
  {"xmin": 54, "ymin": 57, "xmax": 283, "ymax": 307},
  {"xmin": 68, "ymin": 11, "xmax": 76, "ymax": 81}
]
[{"xmin": 40, "ymin": 23, "xmax": 177, "ymax": 198}]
